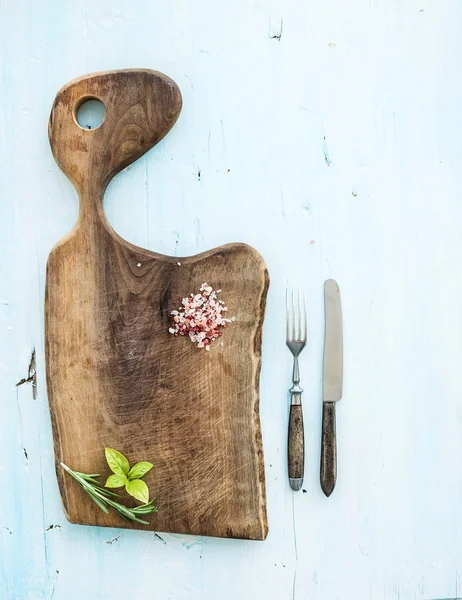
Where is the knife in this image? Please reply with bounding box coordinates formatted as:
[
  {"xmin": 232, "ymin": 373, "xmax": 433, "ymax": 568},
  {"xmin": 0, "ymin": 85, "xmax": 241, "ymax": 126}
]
[{"xmin": 320, "ymin": 279, "xmax": 343, "ymax": 497}]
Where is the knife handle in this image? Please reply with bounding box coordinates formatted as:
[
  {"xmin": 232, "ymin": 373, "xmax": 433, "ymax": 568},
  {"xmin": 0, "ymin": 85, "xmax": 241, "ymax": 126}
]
[
  {"xmin": 320, "ymin": 402, "xmax": 337, "ymax": 496},
  {"xmin": 288, "ymin": 399, "xmax": 304, "ymax": 491}
]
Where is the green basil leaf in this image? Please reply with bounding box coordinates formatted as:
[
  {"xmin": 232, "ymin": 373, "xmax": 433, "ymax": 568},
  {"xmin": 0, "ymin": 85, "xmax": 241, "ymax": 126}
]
[
  {"xmin": 126, "ymin": 479, "xmax": 149, "ymax": 504},
  {"xmin": 105, "ymin": 474, "xmax": 127, "ymax": 488},
  {"xmin": 105, "ymin": 448, "xmax": 130, "ymax": 476},
  {"xmin": 128, "ymin": 461, "xmax": 153, "ymax": 480}
]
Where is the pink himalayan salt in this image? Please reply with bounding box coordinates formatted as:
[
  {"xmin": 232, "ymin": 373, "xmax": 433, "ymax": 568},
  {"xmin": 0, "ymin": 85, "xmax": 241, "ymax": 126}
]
[{"xmin": 169, "ymin": 283, "xmax": 235, "ymax": 350}]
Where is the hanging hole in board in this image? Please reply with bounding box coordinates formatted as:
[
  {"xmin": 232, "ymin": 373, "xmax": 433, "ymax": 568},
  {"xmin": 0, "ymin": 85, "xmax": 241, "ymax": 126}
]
[{"xmin": 75, "ymin": 99, "xmax": 106, "ymax": 130}]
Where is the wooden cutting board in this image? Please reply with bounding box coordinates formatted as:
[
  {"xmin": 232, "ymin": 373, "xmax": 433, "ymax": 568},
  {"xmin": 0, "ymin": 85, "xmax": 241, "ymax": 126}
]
[{"xmin": 45, "ymin": 69, "xmax": 269, "ymax": 540}]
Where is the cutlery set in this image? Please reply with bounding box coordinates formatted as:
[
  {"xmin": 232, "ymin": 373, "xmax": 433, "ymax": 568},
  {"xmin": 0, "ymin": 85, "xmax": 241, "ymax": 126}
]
[{"xmin": 286, "ymin": 279, "xmax": 343, "ymax": 496}]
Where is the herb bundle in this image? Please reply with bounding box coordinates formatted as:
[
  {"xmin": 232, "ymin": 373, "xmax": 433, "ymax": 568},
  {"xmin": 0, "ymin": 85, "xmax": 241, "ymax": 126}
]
[{"xmin": 60, "ymin": 448, "xmax": 157, "ymax": 525}]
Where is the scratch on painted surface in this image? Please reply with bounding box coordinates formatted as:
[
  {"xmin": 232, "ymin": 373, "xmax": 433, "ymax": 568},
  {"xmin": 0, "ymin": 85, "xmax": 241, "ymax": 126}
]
[
  {"xmin": 40, "ymin": 466, "xmax": 49, "ymax": 565},
  {"xmin": 154, "ymin": 532, "xmax": 166, "ymax": 544},
  {"xmin": 16, "ymin": 347, "xmax": 37, "ymax": 399},
  {"xmin": 270, "ymin": 18, "xmax": 283, "ymax": 41},
  {"xmin": 173, "ymin": 230, "xmax": 180, "ymax": 255},
  {"xmin": 194, "ymin": 218, "xmax": 203, "ymax": 248},
  {"xmin": 183, "ymin": 73, "xmax": 194, "ymax": 92},
  {"xmin": 49, "ymin": 570, "xmax": 59, "ymax": 599},
  {"xmin": 105, "ymin": 534, "xmax": 120, "ymax": 544},
  {"xmin": 280, "ymin": 186, "xmax": 285, "ymax": 218},
  {"xmin": 181, "ymin": 538, "xmax": 202, "ymax": 550},
  {"xmin": 322, "ymin": 137, "xmax": 331, "ymax": 166}
]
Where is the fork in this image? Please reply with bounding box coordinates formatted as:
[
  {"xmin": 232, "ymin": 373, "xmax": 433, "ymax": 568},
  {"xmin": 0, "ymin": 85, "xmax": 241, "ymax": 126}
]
[{"xmin": 286, "ymin": 290, "xmax": 307, "ymax": 491}]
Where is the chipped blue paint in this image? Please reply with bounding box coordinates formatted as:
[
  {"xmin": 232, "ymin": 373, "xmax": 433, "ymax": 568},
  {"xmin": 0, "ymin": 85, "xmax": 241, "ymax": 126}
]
[{"xmin": 1, "ymin": 1, "xmax": 462, "ymax": 599}]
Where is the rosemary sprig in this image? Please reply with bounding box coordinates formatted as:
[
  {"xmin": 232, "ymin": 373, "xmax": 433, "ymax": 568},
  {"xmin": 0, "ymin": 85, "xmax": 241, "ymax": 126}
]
[{"xmin": 60, "ymin": 462, "xmax": 157, "ymax": 525}]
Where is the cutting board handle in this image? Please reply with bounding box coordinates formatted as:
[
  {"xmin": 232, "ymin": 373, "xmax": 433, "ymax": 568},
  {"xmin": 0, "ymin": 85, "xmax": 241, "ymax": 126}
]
[{"xmin": 48, "ymin": 69, "xmax": 182, "ymax": 221}]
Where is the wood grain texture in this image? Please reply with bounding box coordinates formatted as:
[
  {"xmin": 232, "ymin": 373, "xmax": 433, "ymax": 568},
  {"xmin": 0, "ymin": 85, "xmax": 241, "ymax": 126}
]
[
  {"xmin": 320, "ymin": 402, "xmax": 337, "ymax": 497},
  {"xmin": 45, "ymin": 69, "xmax": 269, "ymax": 539},
  {"xmin": 287, "ymin": 404, "xmax": 304, "ymax": 480}
]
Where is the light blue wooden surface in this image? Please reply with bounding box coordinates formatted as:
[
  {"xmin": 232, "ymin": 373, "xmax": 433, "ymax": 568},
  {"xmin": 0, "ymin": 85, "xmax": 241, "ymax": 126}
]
[{"xmin": 1, "ymin": 1, "xmax": 462, "ymax": 598}]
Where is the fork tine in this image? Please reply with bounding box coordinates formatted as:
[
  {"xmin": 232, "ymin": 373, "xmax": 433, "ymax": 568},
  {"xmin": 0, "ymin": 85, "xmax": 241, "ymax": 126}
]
[
  {"xmin": 291, "ymin": 289, "xmax": 295, "ymax": 340},
  {"xmin": 292, "ymin": 289, "xmax": 296, "ymax": 340},
  {"xmin": 297, "ymin": 290, "xmax": 302, "ymax": 341},
  {"xmin": 294, "ymin": 290, "xmax": 297, "ymax": 341},
  {"xmin": 287, "ymin": 289, "xmax": 307, "ymax": 343}
]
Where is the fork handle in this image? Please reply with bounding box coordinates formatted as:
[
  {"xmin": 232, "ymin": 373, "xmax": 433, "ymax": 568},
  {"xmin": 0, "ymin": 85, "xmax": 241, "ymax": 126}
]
[{"xmin": 288, "ymin": 396, "xmax": 304, "ymax": 491}]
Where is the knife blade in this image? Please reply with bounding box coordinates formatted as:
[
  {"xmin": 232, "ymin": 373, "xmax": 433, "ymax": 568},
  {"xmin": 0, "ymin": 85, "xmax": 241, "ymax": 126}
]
[{"xmin": 320, "ymin": 279, "xmax": 343, "ymax": 496}]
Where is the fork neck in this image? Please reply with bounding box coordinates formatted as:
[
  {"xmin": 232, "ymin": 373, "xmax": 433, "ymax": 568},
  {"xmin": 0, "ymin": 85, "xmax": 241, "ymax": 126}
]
[{"xmin": 290, "ymin": 356, "xmax": 303, "ymax": 394}]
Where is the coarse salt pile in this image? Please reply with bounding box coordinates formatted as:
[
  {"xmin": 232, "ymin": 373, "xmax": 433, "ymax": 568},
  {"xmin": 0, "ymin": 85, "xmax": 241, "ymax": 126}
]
[{"xmin": 169, "ymin": 283, "xmax": 235, "ymax": 350}]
